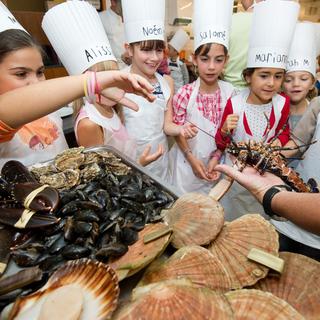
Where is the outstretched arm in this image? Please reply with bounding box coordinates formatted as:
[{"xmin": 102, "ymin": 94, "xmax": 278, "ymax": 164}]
[
  {"xmin": 0, "ymin": 71, "xmax": 155, "ymax": 129},
  {"xmin": 215, "ymin": 164, "xmax": 320, "ymax": 235}
]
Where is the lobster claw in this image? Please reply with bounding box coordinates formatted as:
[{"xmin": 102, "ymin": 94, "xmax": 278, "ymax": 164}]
[
  {"xmin": 1, "ymin": 160, "xmax": 36, "ymax": 184},
  {"xmin": 13, "ymin": 182, "xmax": 60, "ymax": 212},
  {"xmin": 0, "ymin": 208, "xmax": 59, "ymax": 229}
]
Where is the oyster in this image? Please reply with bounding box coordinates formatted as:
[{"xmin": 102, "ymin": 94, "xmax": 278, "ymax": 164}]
[
  {"xmin": 30, "ymin": 164, "xmax": 57, "ymax": 180},
  {"xmin": 162, "ymin": 193, "xmax": 224, "ymax": 248},
  {"xmin": 113, "ymin": 279, "xmax": 234, "ymax": 320},
  {"xmin": 109, "ymin": 223, "xmax": 171, "ymax": 281},
  {"xmin": 253, "ymin": 252, "xmax": 320, "ymax": 320},
  {"xmin": 9, "ymin": 259, "xmax": 119, "ymax": 320},
  {"xmin": 54, "ymin": 147, "xmax": 85, "ymax": 171},
  {"xmin": 80, "ymin": 163, "xmax": 103, "ymax": 183},
  {"xmin": 208, "ymin": 215, "xmax": 279, "ymax": 289},
  {"xmin": 226, "ymin": 289, "xmax": 304, "ymax": 319},
  {"xmin": 138, "ymin": 246, "xmax": 232, "ymax": 292}
]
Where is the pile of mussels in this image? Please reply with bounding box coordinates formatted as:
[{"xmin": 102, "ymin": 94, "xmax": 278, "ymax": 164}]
[{"xmin": 0, "ymin": 148, "xmax": 175, "ymax": 276}]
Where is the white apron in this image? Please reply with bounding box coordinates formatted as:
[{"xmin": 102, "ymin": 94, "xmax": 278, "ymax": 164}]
[
  {"xmin": 169, "ymin": 79, "xmax": 234, "ymax": 194},
  {"xmin": 221, "ymin": 89, "xmax": 285, "ymax": 221},
  {"xmin": 0, "ymin": 112, "xmax": 68, "ymax": 169},
  {"xmin": 123, "ymin": 71, "xmax": 170, "ymax": 182},
  {"xmin": 81, "ymin": 102, "xmax": 137, "ymax": 160},
  {"xmin": 271, "ymin": 115, "xmax": 320, "ymax": 249},
  {"xmin": 168, "ymin": 58, "xmax": 184, "ymax": 93}
]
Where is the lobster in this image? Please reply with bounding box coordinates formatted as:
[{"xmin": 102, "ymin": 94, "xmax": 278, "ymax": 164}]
[{"xmin": 225, "ymin": 119, "xmax": 319, "ymax": 193}]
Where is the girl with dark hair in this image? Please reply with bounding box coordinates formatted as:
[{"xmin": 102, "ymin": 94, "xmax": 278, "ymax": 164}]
[{"xmin": 167, "ymin": 0, "xmax": 235, "ymax": 194}]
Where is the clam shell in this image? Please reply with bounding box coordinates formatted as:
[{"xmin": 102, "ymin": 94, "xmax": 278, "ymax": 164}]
[
  {"xmin": 253, "ymin": 252, "xmax": 320, "ymax": 320},
  {"xmin": 9, "ymin": 259, "xmax": 119, "ymax": 320},
  {"xmin": 162, "ymin": 193, "xmax": 224, "ymax": 248},
  {"xmin": 208, "ymin": 214, "xmax": 279, "ymax": 289},
  {"xmin": 226, "ymin": 289, "xmax": 304, "ymax": 319},
  {"xmin": 109, "ymin": 223, "xmax": 171, "ymax": 281},
  {"xmin": 138, "ymin": 246, "xmax": 232, "ymax": 292},
  {"xmin": 114, "ymin": 279, "xmax": 234, "ymax": 320}
]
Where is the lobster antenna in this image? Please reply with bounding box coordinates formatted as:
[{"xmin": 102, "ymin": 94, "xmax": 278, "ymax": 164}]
[
  {"xmin": 262, "ymin": 112, "xmax": 271, "ymax": 143},
  {"xmin": 268, "ymin": 121, "xmax": 288, "ymax": 145}
]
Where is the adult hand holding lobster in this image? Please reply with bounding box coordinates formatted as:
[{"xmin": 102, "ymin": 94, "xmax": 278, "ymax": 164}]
[{"xmin": 221, "ymin": 114, "xmax": 239, "ymax": 135}]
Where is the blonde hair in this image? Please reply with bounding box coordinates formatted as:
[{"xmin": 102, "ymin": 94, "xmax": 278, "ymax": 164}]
[{"xmin": 73, "ymin": 60, "xmax": 124, "ymax": 123}]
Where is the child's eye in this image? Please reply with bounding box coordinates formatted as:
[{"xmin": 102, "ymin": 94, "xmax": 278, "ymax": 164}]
[
  {"xmin": 37, "ymin": 70, "xmax": 45, "ymax": 77},
  {"xmin": 200, "ymin": 57, "xmax": 208, "ymax": 61},
  {"xmin": 15, "ymin": 72, "xmax": 27, "ymax": 78},
  {"xmin": 275, "ymin": 75, "xmax": 283, "ymax": 79},
  {"xmin": 260, "ymin": 74, "xmax": 268, "ymax": 79}
]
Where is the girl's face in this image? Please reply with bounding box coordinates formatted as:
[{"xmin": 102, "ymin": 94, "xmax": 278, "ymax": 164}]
[
  {"xmin": 193, "ymin": 44, "xmax": 228, "ymax": 86},
  {"xmin": 0, "ymin": 47, "xmax": 45, "ymax": 95},
  {"xmin": 283, "ymin": 71, "xmax": 314, "ymax": 104},
  {"xmin": 246, "ymin": 68, "xmax": 284, "ymax": 104},
  {"xmin": 129, "ymin": 44, "xmax": 164, "ymax": 78}
]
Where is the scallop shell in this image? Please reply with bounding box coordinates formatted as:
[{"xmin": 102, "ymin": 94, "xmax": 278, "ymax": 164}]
[
  {"xmin": 113, "ymin": 279, "xmax": 235, "ymax": 320},
  {"xmin": 208, "ymin": 214, "xmax": 279, "ymax": 289},
  {"xmin": 253, "ymin": 252, "xmax": 320, "ymax": 320},
  {"xmin": 109, "ymin": 223, "xmax": 171, "ymax": 281},
  {"xmin": 226, "ymin": 289, "xmax": 304, "ymax": 320},
  {"xmin": 9, "ymin": 259, "xmax": 119, "ymax": 320},
  {"xmin": 138, "ymin": 246, "xmax": 232, "ymax": 292},
  {"xmin": 162, "ymin": 193, "xmax": 224, "ymax": 248}
]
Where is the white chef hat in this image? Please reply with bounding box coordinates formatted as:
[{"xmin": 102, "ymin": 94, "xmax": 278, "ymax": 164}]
[
  {"xmin": 286, "ymin": 22, "xmax": 317, "ymax": 77},
  {"xmin": 169, "ymin": 29, "xmax": 189, "ymax": 53},
  {"xmin": 247, "ymin": 0, "xmax": 300, "ymax": 69},
  {"xmin": 0, "ymin": 1, "xmax": 26, "ymax": 33},
  {"xmin": 122, "ymin": 0, "xmax": 165, "ymax": 44},
  {"xmin": 314, "ymin": 23, "xmax": 320, "ymax": 57},
  {"xmin": 42, "ymin": 0, "xmax": 116, "ymax": 76},
  {"xmin": 193, "ymin": 0, "xmax": 234, "ymax": 51}
]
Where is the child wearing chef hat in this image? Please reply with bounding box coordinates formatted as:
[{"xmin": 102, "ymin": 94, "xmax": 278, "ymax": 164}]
[
  {"xmin": 120, "ymin": 0, "xmax": 176, "ymax": 182},
  {"xmin": 215, "ymin": 0, "xmax": 300, "ymax": 221},
  {"xmin": 42, "ymin": 0, "xmax": 163, "ymax": 167},
  {"xmin": 167, "ymin": 0, "xmax": 235, "ymax": 195},
  {"xmin": 167, "ymin": 29, "xmax": 190, "ymax": 93}
]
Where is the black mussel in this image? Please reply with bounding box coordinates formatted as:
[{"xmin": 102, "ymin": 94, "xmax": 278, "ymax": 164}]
[
  {"xmin": 90, "ymin": 222, "xmax": 100, "ymax": 244},
  {"xmin": 59, "ymin": 201, "xmax": 78, "ymax": 216},
  {"xmin": 308, "ymin": 178, "xmax": 320, "ymax": 193},
  {"xmin": 13, "ymin": 242, "xmax": 45, "ymax": 253},
  {"xmin": 120, "ymin": 199, "xmax": 143, "ymax": 212},
  {"xmin": 95, "ymin": 243, "xmax": 128, "ymax": 261},
  {"xmin": 99, "ymin": 220, "xmax": 116, "ymax": 234},
  {"xmin": 130, "ymin": 220, "xmax": 146, "ymax": 231},
  {"xmin": 121, "ymin": 227, "xmax": 138, "ymax": 246},
  {"xmin": 0, "ymin": 226, "xmax": 15, "ymax": 276},
  {"xmin": 109, "ymin": 208, "xmax": 127, "ymax": 221},
  {"xmin": 38, "ymin": 254, "xmax": 64, "ymax": 272},
  {"xmin": 73, "ymin": 221, "xmax": 92, "ymax": 235},
  {"xmin": 48, "ymin": 235, "xmax": 66, "ymax": 255},
  {"xmin": 91, "ymin": 189, "xmax": 111, "ymax": 209},
  {"xmin": 76, "ymin": 190, "xmax": 88, "ymax": 201},
  {"xmin": 124, "ymin": 211, "xmax": 137, "ymax": 223},
  {"xmin": 1, "ymin": 161, "xmax": 36, "ymax": 184},
  {"xmin": 82, "ymin": 181, "xmax": 100, "ymax": 194},
  {"xmin": 144, "ymin": 188, "xmax": 155, "ymax": 201},
  {"xmin": 121, "ymin": 190, "xmax": 145, "ymax": 202},
  {"xmin": 141, "ymin": 174, "xmax": 154, "ymax": 187},
  {"xmin": 98, "ymin": 233, "xmax": 110, "ymax": 249},
  {"xmin": 74, "ymin": 210, "xmax": 100, "ymax": 223},
  {"xmin": 148, "ymin": 214, "xmax": 163, "ymax": 223},
  {"xmin": 108, "ymin": 187, "xmax": 121, "ymax": 198},
  {"xmin": 44, "ymin": 234, "xmax": 61, "ymax": 249},
  {"xmin": 134, "ymin": 173, "xmax": 143, "ymax": 190},
  {"xmin": 42, "ymin": 218, "xmax": 65, "ymax": 237},
  {"xmin": 118, "ymin": 175, "xmax": 131, "ymax": 188},
  {"xmin": 11, "ymin": 249, "xmax": 41, "ymax": 267},
  {"xmin": 11, "ymin": 231, "xmax": 34, "ymax": 249},
  {"xmin": 61, "ymin": 245, "xmax": 91, "ymax": 260},
  {"xmin": 74, "ymin": 237, "xmax": 86, "ymax": 246},
  {"xmin": 64, "ymin": 217, "xmax": 77, "ymax": 242},
  {"xmin": 111, "ymin": 197, "xmax": 120, "ymax": 210},
  {"xmin": 59, "ymin": 190, "xmax": 77, "ymax": 206}
]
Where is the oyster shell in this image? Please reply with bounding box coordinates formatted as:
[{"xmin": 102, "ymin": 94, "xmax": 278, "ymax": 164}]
[
  {"xmin": 138, "ymin": 246, "xmax": 232, "ymax": 292},
  {"xmin": 253, "ymin": 252, "xmax": 320, "ymax": 320},
  {"xmin": 208, "ymin": 214, "xmax": 279, "ymax": 289},
  {"xmin": 226, "ymin": 289, "xmax": 304, "ymax": 319},
  {"xmin": 162, "ymin": 193, "xmax": 224, "ymax": 249},
  {"xmin": 113, "ymin": 279, "xmax": 235, "ymax": 320},
  {"xmin": 109, "ymin": 223, "xmax": 171, "ymax": 281},
  {"xmin": 9, "ymin": 259, "xmax": 119, "ymax": 320},
  {"xmin": 54, "ymin": 147, "xmax": 85, "ymax": 171}
]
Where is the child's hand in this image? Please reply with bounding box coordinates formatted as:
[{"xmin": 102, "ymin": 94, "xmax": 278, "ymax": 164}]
[
  {"xmin": 139, "ymin": 144, "xmax": 164, "ymax": 166},
  {"xmin": 180, "ymin": 123, "xmax": 198, "ymax": 139},
  {"xmin": 221, "ymin": 114, "xmax": 239, "ymax": 135},
  {"xmin": 188, "ymin": 156, "xmax": 211, "ymax": 181},
  {"xmin": 207, "ymin": 157, "xmax": 221, "ymax": 181},
  {"xmin": 99, "ymin": 71, "xmax": 156, "ymax": 111}
]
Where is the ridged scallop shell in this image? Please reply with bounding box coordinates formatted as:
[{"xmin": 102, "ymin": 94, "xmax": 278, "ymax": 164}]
[
  {"xmin": 109, "ymin": 223, "xmax": 171, "ymax": 281},
  {"xmin": 113, "ymin": 279, "xmax": 234, "ymax": 320},
  {"xmin": 253, "ymin": 252, "xmax": 320, "ymax": 320},
  {"xmin": 208, "ymin": 214, "xmax": 279, "ymax": 289},
  {"xmin": 162, "ymin": 193, "xmax": 224, "ymax": 248},
  {"xmin": 226, "ymin": 289, "xmax": 304, "ymax": 319},
  {"xmin": 9, "ymin": 259, "xmax": 119, "ymax": 320},
  {"xmin": 138, "ymin": 246, "xmax": 232, "ymax": 292}
]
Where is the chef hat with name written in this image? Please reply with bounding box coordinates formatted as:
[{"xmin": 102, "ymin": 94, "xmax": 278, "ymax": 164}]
[
  {"xmin": 169, "ymin": 29, "xmax": 189, "ymax": 53},
  {"xmin": 42, "ymin": 0, "xmax": 116, "ymax": 76},
  {"xmin": 193, "ymin": 0, "xmax": 234, "ymax": 51},
  {"xmin": 122, "ymin": 0, "xmax": 165, "ymax": 44},
  {"xmin": 0, "ymin": 1, "xmax": 26, "ymax": 33},
  {"xmin": 286, "ymin": 22, "xmax": 317, "ymax": 77},
  {"xmin": 247, "ymin": 0, "xmax": 300, "ymax": 69}
]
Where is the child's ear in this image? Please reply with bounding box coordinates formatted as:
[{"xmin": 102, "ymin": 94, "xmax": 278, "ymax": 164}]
[
  {"xmin": 224, "ymin": 54, "xmax": 230, "ymax": 65},
  {"xmin": 191, "ymin": 54, "xmax": 197, "ymax": 67},
  {"xmin": 125, "ymin": 43, "xmax": 133, "ymax": 57}
]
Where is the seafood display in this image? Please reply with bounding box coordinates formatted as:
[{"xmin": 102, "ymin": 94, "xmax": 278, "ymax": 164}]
[
  {"xmin": 8, "ymin": 259, "xmax": 119, "ymax": 320},
  {"xmin": 226, "ymin": 289, "xmax": 304, "ymax": 320},
  {"xmin": 113, "ymin": 279, "xmax": 234, "ymax": 320},
  {"xmin": 162, "ymin": 193, "xmax": 224, "ymax": 249},
  {"xmin": 208, "ymin": 214, "xmax": 279, "ymax": 289},
  {"xmin": 253, "ymin": 252, "xmax": 320, "ymax": 320}
]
